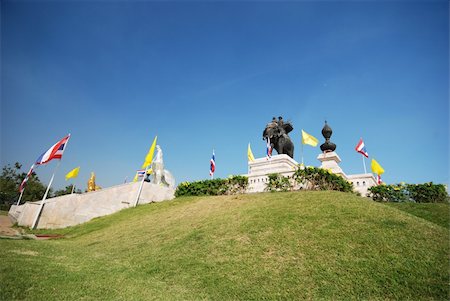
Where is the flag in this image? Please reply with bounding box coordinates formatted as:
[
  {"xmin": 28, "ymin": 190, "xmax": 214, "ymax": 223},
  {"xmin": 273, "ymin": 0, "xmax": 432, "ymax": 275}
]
[
  {"xmin": 141, "ymin": 136, "xmax": 157, "ymax": 169},
  {"xmin": 355, "ymin": 138, "xmax": 369, "ymax": 158},
  {"xmin": 209, "ymin": 150, "xmax": 216, "ymax": 176},
  {"xmin": 301, "ymin": 130, "xmax": 318, "ymax": 147},
  {"xmin": 19, "ymin": 164, "xmax": 35, "ymax": 193},
  {"xmin": 371, "ymin": 158, "xmax": 384, "ymax": 175},
  {"xmin": 133, "ymin": 169, "xmax": 146, "ymax": 182},
  {"xmin": 247, "ymin": 143, "xmax": 255, "ymax": 162},
  {"xmin": 376, "ymin": 174, "xmax": 383, "ymax": 185},
  {"xmin": 266, "ymin": 137, "xmax": 272, "ymax": 159},
  {"xmin": 65, "ymin": 167, "xmax": 80, "ymax": 180},
  {"xmin": 35, "ymin": 134, "xmax": 71, "ymax": 165}
]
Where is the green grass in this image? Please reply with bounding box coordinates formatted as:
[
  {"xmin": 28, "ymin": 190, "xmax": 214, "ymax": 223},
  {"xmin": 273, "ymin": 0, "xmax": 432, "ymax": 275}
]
[
  {"xmin": 384, "ymin": 202, "xmax": 449, "ymax": 229},
  {"xmin": 1, "ymin": 191, "xmax": 448, "ymax": 300},
  {"xmin": 0, "ymin": 210, "xmax": 8, "ymax": 216}
]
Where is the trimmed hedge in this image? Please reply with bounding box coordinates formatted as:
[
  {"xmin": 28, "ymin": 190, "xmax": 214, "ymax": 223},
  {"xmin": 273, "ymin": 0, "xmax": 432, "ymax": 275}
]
[
  {"xmin": 293, "ymin": 166, "xmax": 353, "ymax": 193},
  {"xmin": 265, "ymin": 173, "xmax": 292, "ymax": 192},
  {"xmin": 175, "ymin": 175, "xmax": 248, "ymax": 197},
  {"xmin": 368, "ymin": 182, "xmax": 449, "ymax": 203}
]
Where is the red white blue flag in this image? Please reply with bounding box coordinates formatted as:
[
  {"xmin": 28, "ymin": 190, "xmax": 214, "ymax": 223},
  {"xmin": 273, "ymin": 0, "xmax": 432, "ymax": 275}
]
[
  {"xmin": 209, "ymin": 150, "xmax": 216, "ymax": 177},
  {"xmin": 35, "ymin": 134, "xmax": 71, "ymax": 165},
  {"xmin": 266, "ymin": 137, "xmax": 272, "ymax": 159},
  {"xmin": 355, "ymin": 138, "xmax": 369, "ymax": 158},
  {"xmin": 377, "ymin": 175, "xmax": 383, "ymax": 185},
  {"xmin": 19, "ymin": 164, "xmax": 35, "ymax": 193}
]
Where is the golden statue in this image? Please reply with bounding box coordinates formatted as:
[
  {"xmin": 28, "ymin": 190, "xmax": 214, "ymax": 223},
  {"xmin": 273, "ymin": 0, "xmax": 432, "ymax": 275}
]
[{"xmin": 87, "ymin": 172, "xmax": 102, "ymax": 192}]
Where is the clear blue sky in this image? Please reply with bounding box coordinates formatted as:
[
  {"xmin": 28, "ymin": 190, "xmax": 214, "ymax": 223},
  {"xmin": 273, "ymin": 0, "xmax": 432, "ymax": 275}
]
[{"xmin": 1, "ymin": 0, "xmax": 448, "ymax": 192}]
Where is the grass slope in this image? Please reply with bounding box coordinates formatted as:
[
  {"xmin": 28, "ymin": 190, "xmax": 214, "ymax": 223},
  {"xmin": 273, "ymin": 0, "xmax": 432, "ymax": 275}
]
[{"xmin": 1, "ymin": 191, "xmax": 448, "ymax": 300}]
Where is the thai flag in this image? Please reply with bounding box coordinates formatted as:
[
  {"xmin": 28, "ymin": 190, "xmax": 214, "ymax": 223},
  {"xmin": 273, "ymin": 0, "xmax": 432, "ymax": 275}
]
[
  {"xmin": 266, "ymin": 137, "xmax": 272, "ymax": 159},
  {"xmin": 35, "ymin": 134, "xmax": 71, "ymax": 165},
  {"xmin": 209, "ymin": 150, "xmax": 216, "ymax": 177},
  {"xmin": 355, "ymin": 138, "xmax": 369, "ymax": 158},
  {"xmin": 377, "ymin": 175, "xmax": 383, "ymax": 185},
  {"xmin": 19, "ymin": 164, "xmax": 35, "ymax": 193},
  {"xmin": 136, "ymin": 169, "xmax": 146, "ymax": 179}
]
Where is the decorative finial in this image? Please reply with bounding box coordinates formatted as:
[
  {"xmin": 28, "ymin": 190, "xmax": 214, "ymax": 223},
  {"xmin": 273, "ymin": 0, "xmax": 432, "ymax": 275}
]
[{"xmin": 320, "ymin": 121, "xmax": 336, "ymax": 152}]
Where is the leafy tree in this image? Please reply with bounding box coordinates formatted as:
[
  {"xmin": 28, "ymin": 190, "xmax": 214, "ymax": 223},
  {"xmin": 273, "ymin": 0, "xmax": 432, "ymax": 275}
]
[
  {"xmin": 0, "ymin": 162, "xmax": 48, "ymax": 210},
  {"xmin": 52, "ymin": 185, "xmax": 81, "ymax": 197}
]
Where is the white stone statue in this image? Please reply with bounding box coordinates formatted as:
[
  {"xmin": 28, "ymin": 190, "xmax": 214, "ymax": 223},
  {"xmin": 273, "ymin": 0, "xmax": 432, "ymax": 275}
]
[{"xmin": 151, "ymin": 145, "xmax": 175, "ymax": 188}]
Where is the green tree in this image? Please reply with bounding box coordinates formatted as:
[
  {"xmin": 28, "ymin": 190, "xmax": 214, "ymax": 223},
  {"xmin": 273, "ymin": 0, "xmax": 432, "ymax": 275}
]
[
  {"xmin": 52, "ymin": 185, "xmax": 81, "ymax": 197},
  {"xmin": 0, "ymin": 162, "xmax": 47, "ymax": 210}
]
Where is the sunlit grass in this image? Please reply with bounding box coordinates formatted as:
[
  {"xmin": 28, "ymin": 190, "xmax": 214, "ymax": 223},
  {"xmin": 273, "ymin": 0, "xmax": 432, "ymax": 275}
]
[{"xmin": 1, "ymin": 191, "xmax": 448, "ymax": 300}]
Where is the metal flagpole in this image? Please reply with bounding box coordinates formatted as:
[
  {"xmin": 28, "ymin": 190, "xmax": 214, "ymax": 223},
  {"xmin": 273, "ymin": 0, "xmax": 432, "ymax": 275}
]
[
  {"xmin": 301, "ymin": 142, "xmax": 304, "ymax": 166},
  {"xmin": 16, "ymin": 190, "xmax": 24, "ymax": 206},
  {"xmin": 31, "ymin": 133, "xmax": 71, "ymax": 229},
  {"xmin": 133, "ymin": 166, "xmax": 149, "ymax": 207},
  {"xmin": 71, "ymin": 184, "xmax": 75, "ymax": 194},
  {"xmin": 31, "ymin": 160, "xmax": 61, "ymax": 229},
  {"xmin": 362, "ymin": 155, "xmax": 367, "ymax": 174}
]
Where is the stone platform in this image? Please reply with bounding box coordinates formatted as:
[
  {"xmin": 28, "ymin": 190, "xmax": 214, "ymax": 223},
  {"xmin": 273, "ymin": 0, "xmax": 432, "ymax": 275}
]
[
  {"xmin": 9, "ymin": 182, "xmax": 174, "ymax": 229},
  {"xmin": 245, "ymin": 154, "xmax": 299, "ymax": 193}
]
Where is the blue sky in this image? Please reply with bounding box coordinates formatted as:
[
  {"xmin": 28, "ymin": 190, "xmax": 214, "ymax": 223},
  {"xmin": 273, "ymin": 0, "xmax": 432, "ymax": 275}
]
[{"xmin": 1, "ymin": 0, "xmax": 448, "ymax": 192}]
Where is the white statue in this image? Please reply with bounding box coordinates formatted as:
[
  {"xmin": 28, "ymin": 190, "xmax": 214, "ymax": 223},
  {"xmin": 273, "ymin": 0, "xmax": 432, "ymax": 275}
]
[{"xmin": 151, "ymin": 145, "xmax": 175, "ymax": 188}]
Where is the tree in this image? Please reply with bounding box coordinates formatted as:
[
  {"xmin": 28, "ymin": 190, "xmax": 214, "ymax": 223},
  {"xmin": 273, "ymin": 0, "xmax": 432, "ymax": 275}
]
[
  {"xmin": 0, "ymin": 162, "xmax": 48, "ymax": 210},
  {"xmin": 52, "ymin": 185, "xmax": 81, "ymax": 197}
]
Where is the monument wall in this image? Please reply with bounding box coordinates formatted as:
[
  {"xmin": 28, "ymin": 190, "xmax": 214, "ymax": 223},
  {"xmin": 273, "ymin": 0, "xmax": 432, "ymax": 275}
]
[{"xmin": 9, "ymin": 182, "xmax": 175, "ymax": 229}]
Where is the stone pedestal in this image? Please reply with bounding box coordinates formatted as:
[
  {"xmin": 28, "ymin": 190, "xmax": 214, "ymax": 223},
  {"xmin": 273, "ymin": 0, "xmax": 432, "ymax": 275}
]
[
  {"xmin": 347, "ymin": 173, "xmax": 377, "ymax": 196},
  {"xmin": 317, "ymin": 151, "xmax": 347, "ymax": 178},
  {"xmin": 245, "ymin": 154, "xmax": 298, "ymax": 193}
]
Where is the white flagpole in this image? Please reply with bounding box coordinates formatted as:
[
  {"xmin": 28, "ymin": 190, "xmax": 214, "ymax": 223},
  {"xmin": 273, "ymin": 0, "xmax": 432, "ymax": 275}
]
[
  {"xmin": 31, "ymin": 133, "xmax": 70, "ymax": 229},
  {"xmin": 133, "ymin": 166, "xmax": 149, "ymax": 207},
  {"xmin": 362, "ymin": 155, "xmax": 367, "ymax": 174},
  {"xmin": 31, "ymin": 160, "xmax": 61, "ymax": 229},
  {"xmin": 16, "ymin": 190, "xmax": 24, "ymax": 206},
  {"xmin": 71, "ymin": 184, "xmax": 75, "ymax": 194},
  {"xmin": 301, "ymin": 142, "xmax": 304, "ymax": 166}
]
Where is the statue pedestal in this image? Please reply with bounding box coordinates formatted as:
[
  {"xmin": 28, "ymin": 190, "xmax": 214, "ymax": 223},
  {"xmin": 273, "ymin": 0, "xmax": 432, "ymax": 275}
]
[
  {"xmin": 246, "ymin": 154, "xmax": 298, "ymax": 193},
  {"xmin": 317, "ymin": 151, "xmax": 347, "ymax": 178}
]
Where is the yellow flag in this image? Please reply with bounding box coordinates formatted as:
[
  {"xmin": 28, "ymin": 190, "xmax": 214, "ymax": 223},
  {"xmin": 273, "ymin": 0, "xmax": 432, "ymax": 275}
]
[
  {"xmin": 141, "ymin": 136, "xmax": 157, "ymax": 169},
  {"xmin": 247, "ymin": 143, "xmax": 255, "ymax": 162},
  {"xmin": 371, "ymin": 159, "xmax": 385, "ymax": 175},
  {"xmin": 302, "ymin": 130, "xmax": 318, "ymax": 147},
  {"xmin": 65, "ymin": 167, "xmax": 80, "ymax": 180}
]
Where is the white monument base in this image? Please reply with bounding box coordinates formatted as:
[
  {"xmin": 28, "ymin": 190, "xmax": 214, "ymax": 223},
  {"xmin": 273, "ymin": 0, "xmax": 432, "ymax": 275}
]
[
  {"xmin": 317, "ymin": 151, "xmax": 376, "ymax": 196},
  {"xmin": 9, "ymin": 182, "xmax": 174, "ymax": 229},
  {"xmin": 244, "ymin": 154, "xmax": 299, "ymax": 193}
]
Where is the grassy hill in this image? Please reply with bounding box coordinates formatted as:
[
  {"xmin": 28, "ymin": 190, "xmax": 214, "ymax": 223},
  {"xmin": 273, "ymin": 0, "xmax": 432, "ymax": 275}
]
[{"xmin": 1, "ymin": 191, "xmax": 448, "ymax": 300}]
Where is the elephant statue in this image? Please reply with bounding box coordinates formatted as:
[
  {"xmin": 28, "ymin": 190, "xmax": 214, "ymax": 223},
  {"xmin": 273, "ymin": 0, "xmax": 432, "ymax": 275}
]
[{"xmin": 262, "ymin": 116, "xmax": 294, "ymax": 158}]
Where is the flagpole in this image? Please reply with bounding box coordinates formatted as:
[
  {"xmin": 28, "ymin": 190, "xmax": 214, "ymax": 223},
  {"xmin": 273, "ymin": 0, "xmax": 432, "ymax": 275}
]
[
  {"xmin": 133, "ymin": 165, "xmax": 149, "ymax": 207},
  {"xmin": 31, "ymin": 160, "xmax": 61, "ymax": 229},
  {"xmin": 16, "ymin": 190, "xmax": 24, "ymax": 206},
  {"xmin": 301, "ymin": 142, "xmax": 304, "ymax": 166},
  {"xmin": 362, "ymin": 156, "xmax": 367, "ymax": 174},
  {"xmin": 71, "ymin": 184, "xmax": 75, "ymax": 194}
]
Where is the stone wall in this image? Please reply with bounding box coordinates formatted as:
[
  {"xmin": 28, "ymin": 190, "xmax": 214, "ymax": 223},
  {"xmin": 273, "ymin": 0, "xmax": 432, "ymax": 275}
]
[{"xmin": 9, "ymin": 182, "xmax": 174, "ymax": 229}]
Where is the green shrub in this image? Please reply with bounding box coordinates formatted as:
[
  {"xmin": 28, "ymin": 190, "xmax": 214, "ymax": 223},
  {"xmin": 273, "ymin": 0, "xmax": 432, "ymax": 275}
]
[
  {"xmin": 293, "ymin": 166, "xmax": 353, "ymax": 193},
  {"xmin": 175, "ymin": 176, "xmax": 248, "ymax": 197},
  {"xmin": 368, "ymin": 182, "xmax": 448, "ymax": 203},
  {"xmin": 265, "ymin": 173, "xmax": 292, "ymax": 192}
]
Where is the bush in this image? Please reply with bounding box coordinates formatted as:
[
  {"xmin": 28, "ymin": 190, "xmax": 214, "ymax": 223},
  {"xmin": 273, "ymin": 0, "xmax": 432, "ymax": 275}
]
[
  {"xmin": 293, "ymin": 166, "xmax": 353, "ymax": 193},
  {"xmin": 175, "ymin": 176, "xmax": 248, "ymax": 197},
  {"xmin": 368, "ymin": 182, "xmax": 448, "ymax": 203},
  {"xmin": 265, "ymin": 173, "xmax": 292, "ymax": 192}
]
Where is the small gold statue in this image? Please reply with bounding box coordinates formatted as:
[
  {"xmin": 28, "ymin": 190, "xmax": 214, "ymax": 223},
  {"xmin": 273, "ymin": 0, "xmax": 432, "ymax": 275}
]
[{"xmin": 87, "ymin": 172, "xmax": 102, "ymax": 192}]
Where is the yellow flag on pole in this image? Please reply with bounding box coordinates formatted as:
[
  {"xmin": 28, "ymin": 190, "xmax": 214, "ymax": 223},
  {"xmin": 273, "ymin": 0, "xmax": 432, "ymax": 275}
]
[
  {"xmin": 247, "ymin": 143, "xmax": 255, "ymax": 162},
  {"xmin": 301, "ymin": 130, "xmax": 318, "ymax": 147},
  {"xmin": 371, "ymin": 159, "xmax": 385, "ymax": 175},
  {"xmin": 141, "ymin": 136, "xmax": 157, "ymax": 169},
  {"xmin": 65, "ymin": 167, "xmax": 80, "ymax": 180}
]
